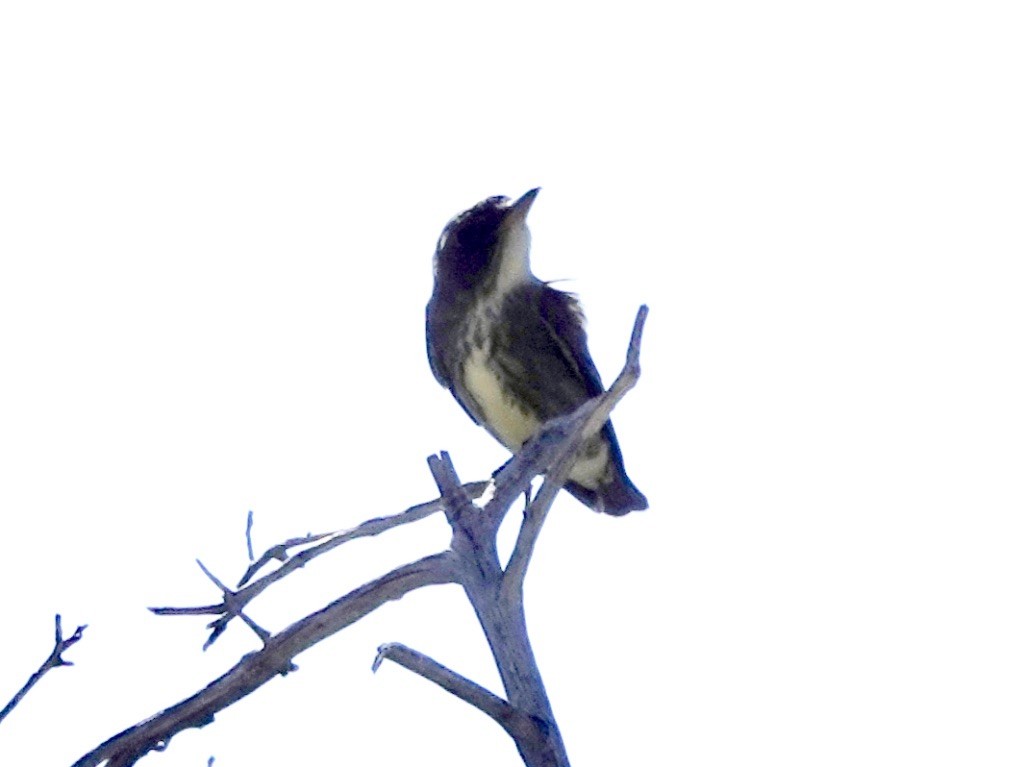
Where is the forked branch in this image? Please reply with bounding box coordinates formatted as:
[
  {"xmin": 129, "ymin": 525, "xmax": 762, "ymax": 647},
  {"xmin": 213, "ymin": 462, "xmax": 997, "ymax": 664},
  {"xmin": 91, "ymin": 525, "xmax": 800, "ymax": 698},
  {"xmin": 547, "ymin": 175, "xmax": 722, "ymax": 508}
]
[
  {"xmin": 0, "ymin": 615, "xmax": 87, "ymax": 727},
  {"xmin": 72, "ymin": 305, "xmax": 648, "ymax": 767}
]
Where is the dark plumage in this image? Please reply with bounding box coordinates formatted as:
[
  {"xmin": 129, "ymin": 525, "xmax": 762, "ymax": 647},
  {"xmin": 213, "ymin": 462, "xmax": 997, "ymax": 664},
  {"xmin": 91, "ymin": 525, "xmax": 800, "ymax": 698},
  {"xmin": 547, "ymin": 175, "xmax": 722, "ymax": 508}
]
[{"xmin": 426, "ymin": 189, "xmax": 647, "ymax": 515}]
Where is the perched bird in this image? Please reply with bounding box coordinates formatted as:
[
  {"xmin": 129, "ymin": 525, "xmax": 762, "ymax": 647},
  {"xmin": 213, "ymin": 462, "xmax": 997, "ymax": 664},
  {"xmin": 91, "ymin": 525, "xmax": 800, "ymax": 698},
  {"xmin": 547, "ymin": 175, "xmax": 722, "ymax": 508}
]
[{"xmin": 425, "ymin": 188, "xmax": 647, "ymax": 515}]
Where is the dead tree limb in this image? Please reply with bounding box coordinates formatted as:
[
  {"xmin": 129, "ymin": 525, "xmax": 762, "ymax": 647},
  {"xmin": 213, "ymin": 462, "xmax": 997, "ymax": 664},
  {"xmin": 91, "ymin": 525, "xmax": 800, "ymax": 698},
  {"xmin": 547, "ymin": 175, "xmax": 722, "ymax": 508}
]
[{"xmin": 71, "ymin": 305, "xmax": 648, "ymax": 767}]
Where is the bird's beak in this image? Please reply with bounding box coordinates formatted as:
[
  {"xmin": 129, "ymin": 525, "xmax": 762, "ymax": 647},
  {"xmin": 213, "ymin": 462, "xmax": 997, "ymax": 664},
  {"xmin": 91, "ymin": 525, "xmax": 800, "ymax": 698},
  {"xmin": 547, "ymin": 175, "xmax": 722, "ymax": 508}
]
[{"xmin": 505, "ymin": 187, "xmax": 541, "ymax": 224}]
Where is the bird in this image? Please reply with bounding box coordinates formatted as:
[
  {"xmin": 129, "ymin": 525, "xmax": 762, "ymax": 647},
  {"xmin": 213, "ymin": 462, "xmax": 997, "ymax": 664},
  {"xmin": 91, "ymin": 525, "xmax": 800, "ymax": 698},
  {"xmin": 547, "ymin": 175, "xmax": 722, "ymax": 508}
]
[{"xmin": 425, "ymin": 188, "xmax": 647, "ymax": 515}]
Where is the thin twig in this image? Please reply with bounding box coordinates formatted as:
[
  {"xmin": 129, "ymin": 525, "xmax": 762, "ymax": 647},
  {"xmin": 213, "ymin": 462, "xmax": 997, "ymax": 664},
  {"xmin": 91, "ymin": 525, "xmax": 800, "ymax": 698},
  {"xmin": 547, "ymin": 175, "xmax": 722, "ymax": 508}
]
[
  {"xmin": 0, "ymin": 615, "xmax": 87, "ymax": 726},
  {"xmin": 245, "ymin": 511, "xmax": 255, "ymax": 562},
  {"xmin": 237, "ymin": 530, "xmax": 339, "ymax": 589},
  {"xmin": 237, "ymin": 482, "xmax": 488, "ymax": 589}
]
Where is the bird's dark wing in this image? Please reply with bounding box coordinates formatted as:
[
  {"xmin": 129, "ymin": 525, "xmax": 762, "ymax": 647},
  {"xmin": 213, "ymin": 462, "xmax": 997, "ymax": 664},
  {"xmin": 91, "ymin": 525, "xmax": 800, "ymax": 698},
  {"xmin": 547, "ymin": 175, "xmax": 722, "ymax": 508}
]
[
  {"xmin": 425, "ymin": 298, "xmax": 486, "ymax": 427},
  {"xmin": 509, "ymin": 283, "xmax": 646, "ymax": 514},
  {"xmin": 536, "ymin": 284, "xmax": 606, "ymax": 399},
  {"xmin": 425, "ymin": 300, "xmax": 453, "ymax": 389},
  {"xmin": 490, "ymin": 282, "xmax": 605, "ymax": 421}
]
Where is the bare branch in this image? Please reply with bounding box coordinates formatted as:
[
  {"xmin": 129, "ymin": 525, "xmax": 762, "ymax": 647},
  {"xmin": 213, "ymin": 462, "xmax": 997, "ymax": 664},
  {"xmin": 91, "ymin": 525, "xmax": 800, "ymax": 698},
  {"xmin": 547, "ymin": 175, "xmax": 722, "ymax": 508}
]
[
  {"xmin": 73, "ymin": 553, "xmax": 459, "ymax": 767},
  {"xmin": 374, "ymin": 643, "xmax": 523, "ymax": 729},
  {"xmin": 150, "ymin": 483, "xmax": 488, "ymax": 645},
  {"xmin": 241, "ymin": 482, "xmax": 488, "ymax": 589},
  {"xmin": 0, "ymin": 615, "xmax": 87, "ymax": 726}
]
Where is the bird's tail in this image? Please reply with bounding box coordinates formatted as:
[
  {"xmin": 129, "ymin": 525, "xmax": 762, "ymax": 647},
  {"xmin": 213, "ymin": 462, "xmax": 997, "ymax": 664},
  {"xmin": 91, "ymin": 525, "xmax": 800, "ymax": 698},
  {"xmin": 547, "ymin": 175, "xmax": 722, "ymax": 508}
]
[{"xmin": 566, "ymin": 475, "xmax": 648, "ymax": 516}]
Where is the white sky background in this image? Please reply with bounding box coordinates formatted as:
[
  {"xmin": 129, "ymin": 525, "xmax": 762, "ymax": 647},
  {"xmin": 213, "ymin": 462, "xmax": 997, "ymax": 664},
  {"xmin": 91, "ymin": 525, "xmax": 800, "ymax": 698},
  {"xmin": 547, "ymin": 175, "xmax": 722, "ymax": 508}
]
[{"xmin": 1, "ymin": 2, "xmax": 1022, "ymax": 765}]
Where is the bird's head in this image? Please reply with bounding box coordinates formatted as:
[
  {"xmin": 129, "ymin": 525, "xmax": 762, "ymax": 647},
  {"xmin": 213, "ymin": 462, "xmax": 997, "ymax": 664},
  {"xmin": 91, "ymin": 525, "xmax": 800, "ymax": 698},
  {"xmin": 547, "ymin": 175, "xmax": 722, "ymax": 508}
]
[{"xmin": 433, "ymin": 188, "xmax": 540, "ymax": 295}]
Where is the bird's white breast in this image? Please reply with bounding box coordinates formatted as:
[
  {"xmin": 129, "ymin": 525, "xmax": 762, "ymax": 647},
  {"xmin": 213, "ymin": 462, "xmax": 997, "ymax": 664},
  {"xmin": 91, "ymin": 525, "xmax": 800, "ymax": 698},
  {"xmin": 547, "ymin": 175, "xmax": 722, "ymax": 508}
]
[
  {"xmin": 463, "ymin": 347, "xmax": 540, "ymax": 450},
  {"xmin": 461, "ymin": 218, "xmax": 539, "ymax": 449}
]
